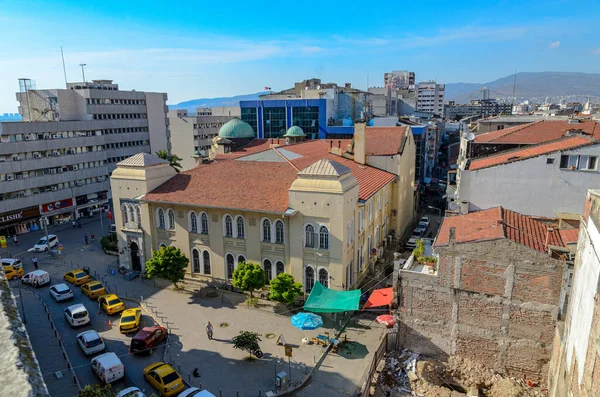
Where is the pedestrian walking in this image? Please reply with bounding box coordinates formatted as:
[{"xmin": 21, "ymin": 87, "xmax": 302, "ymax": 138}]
[
  {"xmin": 32, "ymin": 257, "xmax": 38, "ymax": 270},
  {"xmin": 12, "ymin": 235, "xmax": 18, "ymax": 246},
  {"xmin": 206, "ymin": 321, "xmax": 213, "ymax": 340},
  {"xmin": 84, "ymin": 233, "xmax": 89, "ymax": 246},
  {"xmin": 72, "ymin": 220, "xmax": 76, "ymax": 229},
  {"xmin": 77, "ymin": 218, "xmax": 81, "ymax": 228},
  {"xmin": 90, "ymin": 233, "xmax": 95, "ymax": 244}
]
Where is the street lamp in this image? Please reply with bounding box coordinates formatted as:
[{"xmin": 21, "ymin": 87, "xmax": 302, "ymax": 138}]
[
  {"xmin": 40, "ymin": 216, "xmax": 49, "ymax": 255},
  {"xmin": 428, "ymin": 206, "xmax": 442, "ymax": 217}
]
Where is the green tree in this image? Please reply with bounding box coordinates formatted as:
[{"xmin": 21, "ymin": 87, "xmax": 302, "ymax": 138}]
[
  {"xmin": 232, "ymin": 330, "xmax": 262, "ymax": 359},
  {"xmin": 78, "ymin": 384, "xmax": 116, "ymax": 397},
  {"xmin": 232, "ymin": 262, "xmax": 265, "ymax": 298},
  {"xmin": 145, "ymin": 246, "xmax": 189, "ymax": 287},
  {"xmin": 269, "ymin": 273, "xmax": 303, "ymax": 305},
  {"xmin": 156, "ymin": 150, "xmax": 183, "ymax": 172}
]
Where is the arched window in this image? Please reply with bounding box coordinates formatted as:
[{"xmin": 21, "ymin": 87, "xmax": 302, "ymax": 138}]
[
  {"xmin": 203, "ymin": 251, "xmax": 211, "ymax": 274},
  {"xmin": 319, "ymin": 226, "xmax": 329, "ymax": 250},
  {"xmin": 190, "ymin": 212, "xmax": 198, "ymax": 233},
  {"xmin": 200, "ymin": 213, "xmax": 209, "ymax": 234},
  {"xmin": 226, "ymin": 254, "xmax": 235, "ymax": 279},
  {"xmin": 263, "ymin": 259, "xmax": 272, "ymax": 285},
  {"xmin": 237, "ymin": 255, "xmax": 246, "ymax": 266},
  {"xmin": 159, "ymin": 243, "xmax": 167, "ymax": 249},
  {"xmin": 319, "ymin": 268, "xmax": 329, "ymax": 287},
  {"xmin": 135, "ymin": 206, "xmax": 141, "ymax": 225},
  {"xmin": 275, "ymin": 221, "xmax": 284, "ymax": 244},
  {"xmin": 262, "ymin": 219, "xmax": 271, "ymax": 242},
  {"xmin": 122, "ymin": 205, "xmax": 129, "ymax": 226},
  {"xmin": 157, "ymin": 209, "xmax": 165, "ymax": 229},
  {"xmin": 305, "ymin": 267, "xmax": 315, "ymax": 292},
  {"xmin": 192, "ymin": 249, "xmax": 200, "ymax": 273},
  {"xmin": 305, "ymin": 225, "xmax": 315, "ymax": 248},
  {"xmin": 128, "ymin": 206, "xmax": 135, "ymax": 225},
  {"xmin": 224, "ymin": 215, "xmax": 233, "ymax": 237},
  {"xmin": 276, "ymin": 261, "xmax": 285, "ymax": 276},
  {"xmin": 236, "ymin": 217, "xmax": 245, "ymax": 239},
  {"xmin": 168, "ymin": 209, "xmax": 175, "ymax": 230}
]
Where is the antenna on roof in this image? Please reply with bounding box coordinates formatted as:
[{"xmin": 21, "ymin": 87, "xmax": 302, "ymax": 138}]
[
  {"xmin": 60, "ymin": 47, "xmax": 68, "ymax": 85},
  {"xmin": 511, "ymin": 68, "xmax": 518, "ymax": 109},
  {"xmin": 466, "ymin": 132, "xmax": 475, "ymax": 141}
]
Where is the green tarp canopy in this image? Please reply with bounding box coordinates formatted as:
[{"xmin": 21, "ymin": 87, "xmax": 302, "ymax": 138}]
[{"xmin": 303, "ymin": 281, "xmax": 361, "ymax": 313}]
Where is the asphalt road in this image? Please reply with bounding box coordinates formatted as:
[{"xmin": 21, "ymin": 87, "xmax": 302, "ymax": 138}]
[{"xmin": 10, "ymin": 257, "xmax": 166, "ymax": 396}]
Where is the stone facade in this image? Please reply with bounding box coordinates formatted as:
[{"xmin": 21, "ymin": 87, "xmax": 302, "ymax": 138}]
[{"xmin": 398, "ymin": 238, "xmax": 564, "ymax": 384}]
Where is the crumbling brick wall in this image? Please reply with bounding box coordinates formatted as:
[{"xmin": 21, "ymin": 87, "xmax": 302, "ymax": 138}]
[{"xmin": 399, "ymin": 238, "xmax": 564, "ymax": 385}]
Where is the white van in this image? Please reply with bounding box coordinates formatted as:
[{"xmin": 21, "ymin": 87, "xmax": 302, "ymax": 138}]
[
  {"xmin": 21, "ymin": 270, "xmax": 51, "ymax": 287},
  {"xmin": 64, "ymin": 303, "xmax": 91, "ymax": 328},
  {"xmin": 91, "ymin": 352, "xmax": 125, "ymax": 384}
]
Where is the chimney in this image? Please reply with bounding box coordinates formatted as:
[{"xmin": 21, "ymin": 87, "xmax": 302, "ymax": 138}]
[
  {"xmin": 345, "ymin": 83, "xmax": 351, "ymax": 89},
  {"xmin": 496, "ymin": 219, "xmax": 503, "ymax": 226},
  {"xmin": 449, "ymin": 226, "xmax": 456, "ymax": 245},
  {"xmin": 338, "ymin": 140, "xmax": 341, "ymax": 148},
  {"xmin": 354, "ymin": 122, "xmax": 367, "ymax": 165},
  {"xmin": 545, "ymin": 228, "xmax": 554, "ymax": 250}
]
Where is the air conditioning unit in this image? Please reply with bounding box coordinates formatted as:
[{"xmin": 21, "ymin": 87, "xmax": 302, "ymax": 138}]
[
  {"xmin": 50, "ymin": 169, "xmax": 56, "ymax": 174},
  {"xmin": 53, "ymin": 151, "xmax": 61, "ymax": 156},
  {"xmin": 51, "ymin": 186, "xmax": 58, "ymax": 191},
  {"xmin": 18, "ymin": 192, "xmax": 26, "ymax": 197},
  {"xmin": 24, "ymin": 135, "xmax": 31, "ymax": 141},
  {"xmin": 72, "ymin": 165, "xmax": 79, "ymax": 171},
  {"xmin": 57, "ymin": 168, "xmax": 64, "ymax": 173},
  {"xmin": 76, "ymin": 182, "xmax": 83, "ymax": 187},
  {"xmin": 6, "ymin": 175, "xmax": 14, "ymax": 181},
  {"xmin": 33, "ymin": 153, "xmax": 41, "ymax": 159},
  {"xmin": 51, "ymin": 134, "xmax": 58, "ymax": 139},
  {"xmin": 12, "ymin": 156, "xmax": 20, "ymax": 161},
  {"xmin": 16, "ymin": 174, "xmax": 23, "ymax": 180}
]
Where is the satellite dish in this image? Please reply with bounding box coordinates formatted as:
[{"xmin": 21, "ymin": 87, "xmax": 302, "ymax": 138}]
[
  {"xmin": 466, "ymin": 132, "xmax": 475, "ymax": 141},
  {"xmin": 449, "ymin": 201, "xmax": 458, "ymax": 211}
]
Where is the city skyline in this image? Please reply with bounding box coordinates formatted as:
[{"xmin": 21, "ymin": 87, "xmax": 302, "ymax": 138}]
[{"xmin": 0, "ymin": 0, "xmax": 599, "ymax": 112}]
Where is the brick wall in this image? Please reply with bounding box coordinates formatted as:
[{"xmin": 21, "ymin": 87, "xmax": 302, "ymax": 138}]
[{"xmin": 398, "ymin": 238, "xmax": 564, "ymax": 385}]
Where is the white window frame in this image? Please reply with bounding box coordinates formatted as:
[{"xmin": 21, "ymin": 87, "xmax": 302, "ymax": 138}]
[
  {"xmin": 261, "ymin": 218, "xmax": 272, "ymax": 243},
  {"xmin": 156, "ymin": 207, "xmax": 165, "ymax": 229},
  {"xmin": 189, "ymin": 211, "xmax": 198, "ymax": 233},
  {"xmin": 304, "ymin": 223, "xmax": 316, "ymax": 248},
  {"xmin": 191, "ymin": 248, "xmax": 201, "ymax": 273},
  {"xmin": 319, "ymin": 225, "xmax": 330, "ymax": 250},
  {"xmin": 318, "ymin": 267, "xmax": 329, "ymax": 288},
  {"xmin": 200, "ymin": 212, "xmax": 209, "ymax": 234},
  {"xmin": 167, "ymin": 209, "xmax": 176, "ymax": 230},
  {"xmin": 223, "ymin": 214, "xmax": 233, "ymax": 237},
  {"xmin": 263, "ymin": 258, "xmax": 273, "ymax": 284},
  {"xmin": 275, "ymin": 220, "xmax": 284, "ymax": 244},
  {"xmin": 235, "ymin": 215, "xmax": 245, "ymax": 239},
  {"xmin": 358, "ymin": 208, "xmax": 364, "ymax": 231},
  {"xmin": 202, "ymin": 250, "xmax": 211, "ymax": 275}
]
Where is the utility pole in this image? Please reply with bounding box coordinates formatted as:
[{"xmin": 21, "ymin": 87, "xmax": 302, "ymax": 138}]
[
  {"xmin": 40, "ymin": 216, "xmax": 49, "ymax": 255},
  {"xmin": 79, "ymin": 62, "xmax": 87, "ymax": 82}
]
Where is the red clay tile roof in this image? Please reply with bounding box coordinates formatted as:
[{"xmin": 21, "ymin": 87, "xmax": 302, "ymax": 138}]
[
  {"xmin": 214, "ymin": 139, "xmax": 271, "ymax": 160},
  {"xmin": 435, "ymin": 207, "xmax": 565, "ymax": 253},
  {"xmin": 145, "ymin": 139, "xmax": 397, "ymax": 212},
  {"xmin": 467, "ymin": 136, "xmax": 595, "ymax": 171},
  {"xmin": 474, "ymin": 120, "xmax": 600, "ymax": 144},
  {"xmin": 365, "ymin": 127, "xmax": 409, "ymax": 156},
  {"xmin": 559, "ymin": 229, "xmax": 579, "ymax": 244}
]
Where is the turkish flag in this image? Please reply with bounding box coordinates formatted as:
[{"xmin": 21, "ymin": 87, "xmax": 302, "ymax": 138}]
[{"xmin": 107, "ymin": 210, "xmax": 113, "ymax": 220}]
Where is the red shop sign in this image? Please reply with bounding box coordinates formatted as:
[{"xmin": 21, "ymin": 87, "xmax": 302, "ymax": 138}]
[{"xmin": 41, "ymin": 198, "xmax": 74, "ymax": 213}]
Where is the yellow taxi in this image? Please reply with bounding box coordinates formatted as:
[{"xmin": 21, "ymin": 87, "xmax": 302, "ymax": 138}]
[
  {"xmin": 2, "ymin": 259, "xmax": 24, "ymax": 280},
  {"xmin": 63, "ymin": 269, "xmax": 90, "ymax": 286},
  {"xmin": 143, "ymin": 362, "xmax": 185, "ymax": 397},
  {"xmin": 81, "ymin": 280, "xmax": 106, "ymax": 300},
  {"xmin": 119, "ymin": 308, "xmax": 142, "ymax": 334},
  {"xmin": 97, "ymin": 294, "xmax": 125, "ymax": 315}
]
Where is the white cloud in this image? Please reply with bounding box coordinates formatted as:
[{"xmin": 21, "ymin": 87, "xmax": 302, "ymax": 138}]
[
  {"xmin": 550, "ymin": 41, "xmax": 561, "ymax": 48},
  {"xmin": 591, "ymin": 48, "xmax": 600, "ymax": 55},
  {"xmin": 301, "ymin": 46, "xmax": 324, "ymax": 54}
]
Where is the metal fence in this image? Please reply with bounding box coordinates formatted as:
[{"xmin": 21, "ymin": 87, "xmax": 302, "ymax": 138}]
[{"xmin": 358, "ymin": 329, "xmax": 399, "ymax": 397}]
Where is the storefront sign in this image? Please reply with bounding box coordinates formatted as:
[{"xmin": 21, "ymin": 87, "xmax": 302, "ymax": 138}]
[
  {"xmin": 41, "ymin": 198, "xmax": 74, "ymax": 213},
  {"xmin": 0, "ymin": 207, "xmax": 41, "ymax": 225}
]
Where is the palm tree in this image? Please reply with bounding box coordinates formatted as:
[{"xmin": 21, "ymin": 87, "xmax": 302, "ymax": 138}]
[{"xmin": 156, "ymin": 150, "xmax": 183, "ymax": 172}]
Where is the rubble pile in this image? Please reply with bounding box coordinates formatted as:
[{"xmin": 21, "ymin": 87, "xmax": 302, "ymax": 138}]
[{"xmin": 371, "ymin": 351, "xmax": 547, "ymax": 397}]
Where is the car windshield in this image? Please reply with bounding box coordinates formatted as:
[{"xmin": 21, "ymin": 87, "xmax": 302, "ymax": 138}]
[
  {"xmin": 90, "ymin": 284, "xmax": 103, "ymax": 291},
  {"xmin": 108, "ymin": 299, "xmax": 121, "ymax": 306},
  {"xmin": 36, "ymin": 238, "xmax": 46, "ymax": 245},
  {"xmin": 161, "ymin": 372, "xmax": 180, "ymax": 384},
  {"xmin": 121, "ymin": 316, "xmax": 136, "ymax": 323},
  {"xmin": 76, "ymin": 273, "xmax": 87, "ymax": 278}
]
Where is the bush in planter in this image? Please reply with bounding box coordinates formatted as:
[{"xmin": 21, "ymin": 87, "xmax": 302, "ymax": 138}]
[{"xmin": 100, "ymin": 235, "xmax": 118, "ymax": 252}]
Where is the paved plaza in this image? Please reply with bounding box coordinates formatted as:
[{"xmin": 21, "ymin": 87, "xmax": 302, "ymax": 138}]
[{"xmin": 5, "ymin": 216, "xmax": 388, "ymax": 396}]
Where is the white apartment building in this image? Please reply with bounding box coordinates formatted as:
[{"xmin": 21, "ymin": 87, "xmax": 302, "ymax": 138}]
[
  {"xmin": 416, "ymin": 81, "xmax": 445, "ymax": 116},
  {"xmin": 384, "ymin": 70, "xmax": 415, "ymax": 90},
  {"xmin": 0, "ymin": 78, "xmax": 169, "ymax": 236}
]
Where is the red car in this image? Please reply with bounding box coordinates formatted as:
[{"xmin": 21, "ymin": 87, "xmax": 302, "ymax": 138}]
[{"xmin": 130, "ymin": 326, "xmax": 168, "ymax": 355}]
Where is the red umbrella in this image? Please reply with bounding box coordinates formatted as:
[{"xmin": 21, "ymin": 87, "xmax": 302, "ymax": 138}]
[{"xmin": 376, "ymin": 315, "xmax": 396, "ymax": 327}]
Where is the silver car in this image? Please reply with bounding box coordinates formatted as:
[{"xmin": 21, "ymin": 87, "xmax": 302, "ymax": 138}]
[
  {"xmin": 49, "ymin": 283, "xmax": 74, "ymax": 302},
  {"xmin": 76, "ymin": 330, "xmax": 105, "ymax": 356}
]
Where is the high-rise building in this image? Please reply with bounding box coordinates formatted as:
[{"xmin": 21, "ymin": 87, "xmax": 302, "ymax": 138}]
[
  {"xmin": 0, "ymin": 78, "xmax": 169, "ymax": 237},
  {"xmin": 384, "ymin": 70, "xmax": 415, "ymax": 90},
  {"xmin": 416, "ymin": 81, "xmax": 445, "ymax": 115}
]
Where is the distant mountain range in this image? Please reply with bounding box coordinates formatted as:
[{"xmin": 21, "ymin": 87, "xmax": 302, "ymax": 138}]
[
  {"xmin": 169, "ymin": 92, "xmax": 268, "ymax": 113},
  {"xmin": 445, "ymin": 72, "xmax": 600, "ymax": 104}
]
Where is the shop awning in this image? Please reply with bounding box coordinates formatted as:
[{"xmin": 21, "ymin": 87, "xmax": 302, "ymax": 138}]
[
  {"xmin": 304, "ymin": 281, "xmax": 361, "ymax": 313},
  {"xmin": 362, "ymin": 287, "xmax": 393, "ymax": 310}
]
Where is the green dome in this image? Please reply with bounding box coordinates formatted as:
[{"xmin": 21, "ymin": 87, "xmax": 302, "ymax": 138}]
[
  {"xmin": 284, "ymin": 126, "xmax": 306, "ymax": 137},
  {"xmin": 218, "ymin": 118, "xmax": 255, "ymax": 139}
]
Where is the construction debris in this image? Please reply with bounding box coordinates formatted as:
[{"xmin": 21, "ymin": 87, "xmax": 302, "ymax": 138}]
[{"xmin": 371, "ymin": 350, "xmax": 547, "ymax": 397}]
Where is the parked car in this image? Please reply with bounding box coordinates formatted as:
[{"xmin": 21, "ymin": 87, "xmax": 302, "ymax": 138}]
[
  {"xmin": 33, "ymin": 234, "xmax": 59, "ymax": 252},
  {"xmin": 91, "ymin": 352, "xmax": 125, "ymax": 384},
  {"xmin": 21, "ymin": 270, "xmax": 51, "ymax": 287},
  {"xmin": 64, "ymin": 269, "xmax": 90, "ymax": 286},
  {"xmin": 130, "ymin": 326, "xmax": 168, "ymax": 355},
  {"xmin": 64, "ymin": 303, "xmax": 91, "ymax": 328},
  {"xmin": 76, "ymin": 330, "xmax": 105, "ymax": 356},
  {"xmin": 49, "ymin": 283, "xmax": 74, "ymax": 302},
  {"xmin": 98, "ymin": 294, "xmax": 125, "ymax": 315},
  {"xmin": 410, "ymin": 229, "xmax": 423, "ymax": 239},
  {"xmin": 117, "ymin": 387, "xmax": 146, "ymax": 397},
  {"xmin": 2, "ymin": 258, "xmax": 24, "ymax": 280},
  {"xmin": 143, "ymin": 362, "xmax": 185, "ymax": 397},
  {"xmin": 415, "ymin": 222, "xmax": 427, "ymax": 234},
  {"xmin": 178, "ymin": 389, "xmax": 216, "ymax": 397},
  {"xmin": 120, "ymin": 308, "xmax": 142, "ymax": 334},
  {"xmin": 406, "ymin": 238, "xmax": 418, "ymax": 250},
  {"xmin": 419, "ymin": 216, "xmax": 430, "ymax": 228},
  {"xmin": 81, "ymin": 280, "xmax": 106, "ymax": 300}
]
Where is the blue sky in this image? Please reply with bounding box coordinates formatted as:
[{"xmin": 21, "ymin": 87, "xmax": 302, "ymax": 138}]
[{"xmin": 0, "ymin": 0, "xmax": 599, "ymax": 111}]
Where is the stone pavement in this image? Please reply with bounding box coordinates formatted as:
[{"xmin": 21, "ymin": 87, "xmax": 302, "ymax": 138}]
[
  {"xmin": 17, "ymin": 288, "xmax": 80, "ymax": 397},
  {"xmin": 5, "ymin": 217, "xmax": 387, "ymax": 397}
]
